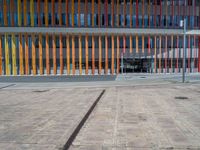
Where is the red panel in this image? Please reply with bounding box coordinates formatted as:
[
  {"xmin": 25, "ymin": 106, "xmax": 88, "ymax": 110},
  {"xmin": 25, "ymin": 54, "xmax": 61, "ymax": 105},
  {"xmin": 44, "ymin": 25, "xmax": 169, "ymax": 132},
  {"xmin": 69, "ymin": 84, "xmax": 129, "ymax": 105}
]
[
  {"xmin": 148, "ymin": 36, "xmax": 150, "ymax": 54},
  {"xmin": 165, "ymin": 36, "xmax": 167, "ymax": 73},
  {"xmin": 188, "ymin": 36, "xmax": 190, "ymax": 72},
  {"xmin": 66, "ymin": 0, "xmax": 68, "ymax": 26},
  {"xmin": 105, "ymin": 0, "xmax": 108, "ymax": 26},
  {"xmin": 52, "ymin": 0, "xmax": 55, "ymax": 26},
  {"xmin": 198, "ymin": 37, "xmax": 200, "ymax": 72},
  {"xmin": 160, "ymin": 0, "xmax": 162, "ymax": 27},
  {"xmin": 176, "ymin": 36, "xmax": 179, "ymax": 73},
  {"xmin": 172, "ymin": 0, "xmax": 174, "ymax": 27},
  {"xmin": 194, "ymin": 35, "xmax": 196, "ymax": 71},
  {"xmin": 123, "ymin": 36, "xmax": 126, "ymax": 53},
  {"xmin": 136, "ymin": 0, "xmax": 138, "ymax": 27},
  {"xmin": 154, "ymin": 0, "xmax": 156, "ymax": 27},
  {"xmin": 37, "ymin": 0, "xmax": 41, "ymax": 26}
]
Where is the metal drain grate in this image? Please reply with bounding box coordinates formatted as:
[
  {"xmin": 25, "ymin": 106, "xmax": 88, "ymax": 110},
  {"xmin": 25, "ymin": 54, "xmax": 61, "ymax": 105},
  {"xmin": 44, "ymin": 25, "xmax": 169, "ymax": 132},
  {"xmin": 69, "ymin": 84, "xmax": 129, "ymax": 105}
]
[
  {"xmin": 33, "ymin": 90, "xmax": 49, "ymax": 93},
  {"xmin": 175, "ymin": 96, "xmax": 188, "ymax": 100}
]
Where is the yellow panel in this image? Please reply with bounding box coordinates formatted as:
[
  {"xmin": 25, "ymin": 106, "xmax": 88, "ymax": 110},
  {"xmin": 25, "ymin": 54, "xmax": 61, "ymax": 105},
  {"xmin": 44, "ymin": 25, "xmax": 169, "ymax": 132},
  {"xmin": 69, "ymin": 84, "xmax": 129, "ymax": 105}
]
[
  {"xmin": 19, "ymin": 34, "xmax": 24, "ymax": 75},
  {"xmin": 11, "ymin": 34, "xmax": 17, "ymax": 75},
  {"xmin": 17, "ymin": 0, "xmax": 21, "ymax": 26},
  {"xmin": 5, "ymin": 34, "xmax": 10, "ymax": 75},
  {"xmin": 30, "ymin": 0, "xmax": 34, "ymax": 26}
]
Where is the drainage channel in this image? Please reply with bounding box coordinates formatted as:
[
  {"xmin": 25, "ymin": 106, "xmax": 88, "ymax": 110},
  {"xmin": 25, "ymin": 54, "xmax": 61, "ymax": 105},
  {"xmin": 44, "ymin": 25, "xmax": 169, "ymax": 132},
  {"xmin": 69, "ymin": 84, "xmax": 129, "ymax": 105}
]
[
  {"xmin": 0, "ymin": 84, "xmax": 16, "ymax": 90},
  {"xmin": 62, "ymin": 89, "xmax": 105, "ymax": 150}
]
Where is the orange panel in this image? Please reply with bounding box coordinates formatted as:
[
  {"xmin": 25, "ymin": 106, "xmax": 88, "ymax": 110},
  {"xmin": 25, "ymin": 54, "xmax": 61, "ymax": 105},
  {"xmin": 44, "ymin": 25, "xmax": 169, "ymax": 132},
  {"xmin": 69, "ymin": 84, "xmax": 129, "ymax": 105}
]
[
  {"xmin": 117, "ymin": 36, "xmax": 120, "ymax": 74},
  {"xmin": 3, "ymin": 0, "xmax": 8, "ymax": 26},
  {"xmin": 24, "ymin": 0, "xmax": 27, "ymax": 26},
  {"xmin": 31, "ymin": 34, "xmax": 36, "ymax": 75},
  {"xmin": 59, "ymin": 34, "xmax": 63, "ymax": 74},
  {"xmin": 99, "ymin": 35, "xmax": 102, "ymax": 74},
  {"xmin": 136, "ymin": 35, "xmax": 139, "ymax": 53},
  {"xmin": 25, "ymin": 34, "xmax": 29, "ymax": 75},
  {"xmin": 39, "ymin": 34, "xmax": 43, "ymax": 75},
  {"xmin": 111, "ymin": 35, "xmax": 114, "ymax": 74},
  {"xmin": 67, "ymin": 35, "xmax": 70, "ymax": 75},
  {"xmin": 52, "ymin": 34, "xmax": 57, "ymax": 75},
  {"xmin": 0, "ymin": 35, "xmax": 2, "ymax": 75},
  {"xmin": 72, "ymin": 35, "xmax": 75, "ymax": 75},
  {"xmin": 79, "ymin": 35, "xmax": 82, "ymax": 75},
  {"xmin": 85, "ymin": 34, "xmax": 89, "ymax": 75},
  {"xmin": 45, "ymin": 0, "xmax": 48, "ymax": 26},
  {"xmin": 105, "ymin": 35, "xmax": 108, "ymax": 74},
  {"xmin": 10, "ymin": 0, "xmax": 14, "ymax": 26},
  {"xmin": 142, "ymin": 35, "xmax": 144, "ymax": 53},
  {"xmin": 92, "ymin": 35, "xmax": 95, "ymax": 75},
  {"xmin": 130, "ymin": 36, "xmax": 132, "ymax": 53},
  {"xmin": 46, "ymin": 33, "xmax": 50, "ymax": 75}
]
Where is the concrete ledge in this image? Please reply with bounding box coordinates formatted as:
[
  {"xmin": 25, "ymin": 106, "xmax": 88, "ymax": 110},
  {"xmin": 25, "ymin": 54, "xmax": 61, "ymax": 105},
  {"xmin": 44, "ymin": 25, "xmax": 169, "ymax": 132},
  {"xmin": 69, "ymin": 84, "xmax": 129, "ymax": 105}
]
[
  {"xmin": 0, "ymin": 75, "xmax": 117, "ymax": 82},
  {"xmin": 0, "ymin": 27, "xmax": 188, "ymax": 35}
]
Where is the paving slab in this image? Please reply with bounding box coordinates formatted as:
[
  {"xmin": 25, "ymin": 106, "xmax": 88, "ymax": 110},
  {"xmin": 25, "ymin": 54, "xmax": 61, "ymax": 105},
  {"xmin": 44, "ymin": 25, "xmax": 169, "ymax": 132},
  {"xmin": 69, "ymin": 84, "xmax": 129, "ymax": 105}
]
[
  {"xmin": 71, "ymin": 84, "xmax": 200, "ymax": 150},
  {"xmin": 0, "ymin": 88, "xmax": 103, "ymax": 150}
]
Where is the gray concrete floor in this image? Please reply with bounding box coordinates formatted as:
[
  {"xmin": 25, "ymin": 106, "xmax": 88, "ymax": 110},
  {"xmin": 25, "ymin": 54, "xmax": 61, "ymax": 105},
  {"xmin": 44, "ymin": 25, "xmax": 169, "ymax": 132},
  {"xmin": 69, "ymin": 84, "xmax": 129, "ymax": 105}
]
[
  {"xmin": 0, "ymin": 74, "xmax": 200, "ymax": 150},
  {"xmin": 71, "ymin": 84, "xmax": 200, "ymax": 150}
]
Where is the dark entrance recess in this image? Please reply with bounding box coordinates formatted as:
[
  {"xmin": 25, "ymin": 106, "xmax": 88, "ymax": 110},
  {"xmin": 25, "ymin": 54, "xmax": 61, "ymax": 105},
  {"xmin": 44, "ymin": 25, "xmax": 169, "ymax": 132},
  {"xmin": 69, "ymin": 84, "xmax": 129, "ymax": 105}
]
[{"xmin": 120, "ymin": 58, "xmax": 150, "ymax": 73}]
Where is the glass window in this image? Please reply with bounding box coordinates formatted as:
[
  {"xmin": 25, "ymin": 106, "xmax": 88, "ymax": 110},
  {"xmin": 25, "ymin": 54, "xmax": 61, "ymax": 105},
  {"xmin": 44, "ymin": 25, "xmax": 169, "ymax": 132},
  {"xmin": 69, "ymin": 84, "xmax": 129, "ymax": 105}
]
[
  {"xmin": 87, "ymin": 14, "xmax": 91, "ymax": 26},
  {"xmin": 80, "ymin": 14, "xmax": 84, "ymax": 26}
]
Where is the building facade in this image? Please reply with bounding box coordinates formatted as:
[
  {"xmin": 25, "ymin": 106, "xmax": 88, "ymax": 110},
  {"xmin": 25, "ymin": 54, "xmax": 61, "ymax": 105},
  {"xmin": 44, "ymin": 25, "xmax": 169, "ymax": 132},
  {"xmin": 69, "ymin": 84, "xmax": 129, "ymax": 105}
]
[{"xmin": 0, "ymin": 0, "xmax": 200, "ymax": 76}]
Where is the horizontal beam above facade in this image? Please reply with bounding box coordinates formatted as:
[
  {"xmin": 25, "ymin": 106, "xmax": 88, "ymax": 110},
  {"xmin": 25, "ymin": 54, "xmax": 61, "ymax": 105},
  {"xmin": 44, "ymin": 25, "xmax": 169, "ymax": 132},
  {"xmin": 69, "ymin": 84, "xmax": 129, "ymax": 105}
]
[{"xmin": 0, "ymin": 27, "xmax": 199, "ymax": 35}]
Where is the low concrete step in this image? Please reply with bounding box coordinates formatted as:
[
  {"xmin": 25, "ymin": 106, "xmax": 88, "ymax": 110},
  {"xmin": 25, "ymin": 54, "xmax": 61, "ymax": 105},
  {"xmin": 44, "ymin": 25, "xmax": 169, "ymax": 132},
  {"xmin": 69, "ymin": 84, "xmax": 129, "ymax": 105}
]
[{"xmin": 0, "ymin": 75, "xmax": 117, "ymax": 82}]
